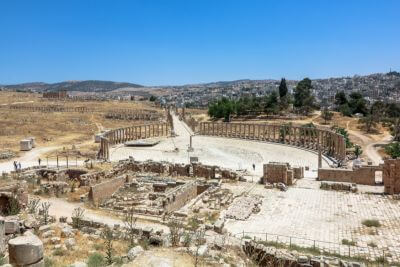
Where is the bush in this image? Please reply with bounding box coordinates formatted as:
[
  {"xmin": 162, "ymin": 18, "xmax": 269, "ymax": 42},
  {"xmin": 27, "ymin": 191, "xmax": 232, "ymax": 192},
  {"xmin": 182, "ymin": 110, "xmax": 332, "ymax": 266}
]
[
  {"xmin": 87, "ymin": 253, "xmax": 105, "ymax": 267},
  {"xmin": 362, "ymin": 219, "xmax": 381, "ymax": 227},
  {"xmin": 44, "ymin": 257, "xmax": 56, "ymax": 267},
  {"xmin": 0, "ymin": 254, "xmax": 5, "ymax": 265},
  {"xmin": 385, "ymin": 142, "xmax": 400, "ymax": 159},
  {"xmin": 341, "ymin": 239, "xmax": 356, "ymax": 246},
  {"xmin": 52, "ymin": 248, "xmax": 65, "ymax": 256},
  {"xmin": 368, "ymin": 242, "xmax": 377, "ymax": 248}
]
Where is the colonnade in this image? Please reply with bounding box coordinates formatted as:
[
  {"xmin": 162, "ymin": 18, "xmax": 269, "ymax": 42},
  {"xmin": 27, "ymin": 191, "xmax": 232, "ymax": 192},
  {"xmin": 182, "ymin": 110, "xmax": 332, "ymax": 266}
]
[
  {"xmin": 198, "ymin": 122, "xmax": 346, "ymax": 162},
  {"xmin": 98, "ymin": 123, "xmax": 170, "ymax": 160},
  {"xmin": 9, "ymin": 105, "xmax": 88, "ymax": 112}
]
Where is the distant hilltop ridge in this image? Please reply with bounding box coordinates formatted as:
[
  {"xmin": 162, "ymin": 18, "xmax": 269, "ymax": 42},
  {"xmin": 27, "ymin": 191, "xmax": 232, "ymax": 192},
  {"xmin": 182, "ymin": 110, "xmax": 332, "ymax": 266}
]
[
  {"xmin": 1, "ymin": 71, "xmax": 399, "ymax": 93},
  {"xmin": 0, "ymin": 80, "xmax": 144, "ymax": 93}
]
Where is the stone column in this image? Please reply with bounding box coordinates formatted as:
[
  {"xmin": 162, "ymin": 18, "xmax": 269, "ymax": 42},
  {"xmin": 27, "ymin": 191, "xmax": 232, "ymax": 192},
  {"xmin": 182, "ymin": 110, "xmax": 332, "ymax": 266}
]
[{"xmin": 318, "ymin": 146, "xmax": 322, "ymax": 169}]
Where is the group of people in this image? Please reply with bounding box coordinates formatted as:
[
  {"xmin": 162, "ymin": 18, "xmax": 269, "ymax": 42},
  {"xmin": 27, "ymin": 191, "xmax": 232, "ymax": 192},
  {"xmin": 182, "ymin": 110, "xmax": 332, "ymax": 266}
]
[
  {"xmin": 13, "ymin": 161, "xmax": 22, "ymax": 172},
  {"xmin": 12, "ymin": 158, "xmax": 42, "ymax": 172}
]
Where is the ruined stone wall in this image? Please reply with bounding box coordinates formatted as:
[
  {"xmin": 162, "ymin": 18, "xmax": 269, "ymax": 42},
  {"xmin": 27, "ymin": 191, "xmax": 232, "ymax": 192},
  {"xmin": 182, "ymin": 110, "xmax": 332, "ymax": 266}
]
[
  {"xmin": 318, "ymin": 166, "xmax": 379, "ymax": 185},
  {"xmin": 292, "ymin": 167, "xmax": 304, "ymax": 180},
  {"xmin": 263, "ymin": 163, "xmax": 289, "ymax": 185},
  {"xmin": 383, "ymin": 159, "xmax": 400, "ymax": 195},
  {"xmin": 198, "ymin": 122, "xmax": 346, "ymax": 162},
  {"xmin": 164, "ymin": 181, "xmax": 198, "ymax": 213},
  {"xmin": 168, "ymin": 164, "xmax": 190, "ymax": 176},
  {"xmin": 193, "ymin": 164, "xmax": 215, "ymax": 179},
  {"xmin": 88, "ymin": 176, "xmax": 126, "ymax": 205},
  {"xmin": 116, "ymin": 160, "xmax": 239, "ymax": 180}
]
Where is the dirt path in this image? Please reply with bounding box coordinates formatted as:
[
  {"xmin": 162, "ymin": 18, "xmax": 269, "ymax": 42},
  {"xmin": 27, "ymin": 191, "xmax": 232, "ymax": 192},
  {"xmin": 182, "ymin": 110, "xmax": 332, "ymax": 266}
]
[
  {"xmin": 0, "ymin": 145, "xmax": 62, "ymax": 172},
  {"xmin": 344, "ymin": 120, "xmax": 392, "ymax": 164}
]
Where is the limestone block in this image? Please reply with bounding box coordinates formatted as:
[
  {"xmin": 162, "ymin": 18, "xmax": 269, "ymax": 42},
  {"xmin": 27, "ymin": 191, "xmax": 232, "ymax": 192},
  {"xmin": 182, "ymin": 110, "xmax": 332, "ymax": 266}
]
[
  {"xmin": 8, "ymin": 234, "xmax": 44, "ymax": 266},
  {"xmin": 69, "ymin": 262, "xmax": 88, "ymax": 267},
  {"xmin": 4, "ymin": 220, "xmax": 19, "ymax": 234},
  {"xmin": 64, "ymin": 238, "xmax": 76, "ymax": 249},
  {"xmin": 127, "ymin": 245, "xmax": 144, "ymax": 261}
]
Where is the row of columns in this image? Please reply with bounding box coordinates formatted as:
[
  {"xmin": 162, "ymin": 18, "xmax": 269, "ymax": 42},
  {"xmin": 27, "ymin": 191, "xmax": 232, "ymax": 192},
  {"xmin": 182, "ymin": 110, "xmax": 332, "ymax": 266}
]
[
  {"xmin": 199, "ymin": 122, "xmax": 346, "ymax": 162},
  {"xmin": 9, "ymin": 105, "xmax": 89, "ymax": 113},
  {"xmin": 98, "ymin": 123, "xmax": 170, "ymax": 160}
]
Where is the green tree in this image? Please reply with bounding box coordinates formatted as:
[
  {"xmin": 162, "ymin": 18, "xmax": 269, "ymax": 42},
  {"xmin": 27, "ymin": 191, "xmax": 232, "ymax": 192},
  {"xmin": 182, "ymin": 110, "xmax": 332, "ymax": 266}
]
[
  {"xmin": 279, "ymin": 78, "xmax": 288, "ymax": 98},
  {"xmin": 332, "ymin": 126, "xmax": 353, "ymax": 148},
  {"xmin": 263, "ymin": 91, "xmax": 279, "ymax": 114},
  {"xmin": 348, "ymin": 92, "xmax": 368, "ymax": 115},
  {"xmin": 385, "ymin": 142, "xmax": 400, "ymax": 159},
  {"xmin": 354, "ymin": 144, "xmax": 363, "ymax": 158},
  {"xmin": 335, "ymin": 91, "xmax": 348, "ymax": 106},
  {"xmin": 294, "ymin": 78, "xmax": 315, "ymax": 115},
  {"xmin": 339, "ymin": 103, "xmax": 352, "ymax": 117},
  {"xmin": 278, "ymin": 78, "xmax": 289, "ymax": 111},
  {"xmin": 321, "ymin": 107, "xmax": 334, "ymax": 124}
]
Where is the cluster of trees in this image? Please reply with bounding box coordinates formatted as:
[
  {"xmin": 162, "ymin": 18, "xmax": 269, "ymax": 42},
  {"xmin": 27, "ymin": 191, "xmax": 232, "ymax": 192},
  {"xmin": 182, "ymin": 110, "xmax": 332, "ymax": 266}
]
[
  {"xmin": 385, "ymin": 142, "xmax": 400, "ymax": 159},
  {"xmin": 208, "ymin": 78, "xmax": 317, "ymax": 120},
  {"xmin": 334, "ymin": 91, "xmax": 368, "ymax": 116}
]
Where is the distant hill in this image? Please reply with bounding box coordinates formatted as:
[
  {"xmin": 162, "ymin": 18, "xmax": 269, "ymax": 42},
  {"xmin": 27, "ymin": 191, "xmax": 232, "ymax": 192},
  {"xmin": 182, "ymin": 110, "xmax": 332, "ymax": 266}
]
[{"xmin": 1, "ymin": 80, "xmax": 143, "ymax": 93}]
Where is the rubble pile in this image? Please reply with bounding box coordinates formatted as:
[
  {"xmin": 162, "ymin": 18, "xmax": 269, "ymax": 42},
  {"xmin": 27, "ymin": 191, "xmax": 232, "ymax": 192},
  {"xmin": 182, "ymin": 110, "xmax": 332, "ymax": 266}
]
[
  {"xmin": 224, "ymin": 196, "xmax": 262, "ymax": 220},
  {"xmin": 320, "ymin": 181, "xmax": 357, "ymax": 192},
  {"xmin": 243, "ymin": 240, "xmax": 366, "ymax": 267}
]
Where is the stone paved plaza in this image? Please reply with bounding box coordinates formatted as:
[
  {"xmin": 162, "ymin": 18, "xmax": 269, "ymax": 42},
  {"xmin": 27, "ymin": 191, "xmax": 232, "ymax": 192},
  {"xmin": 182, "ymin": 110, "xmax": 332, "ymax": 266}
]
[
  {"xmin": 223, "ymin": 179, "xmax": 400, "ymax": 262},
  {"xmin": 110, "ymin": 115, "xmax": 331, "ymax": 177}
]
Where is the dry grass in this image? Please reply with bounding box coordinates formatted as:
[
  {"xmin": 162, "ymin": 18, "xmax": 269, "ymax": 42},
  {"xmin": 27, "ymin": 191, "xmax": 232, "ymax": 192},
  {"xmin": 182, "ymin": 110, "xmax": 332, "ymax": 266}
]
[
  {"xmin": 43, "ymin": 229, "xmax": 130, "ymax": 266},
  {"xmin": 0, "ymin": 91, "xmax": 164, "ymax": 160}
]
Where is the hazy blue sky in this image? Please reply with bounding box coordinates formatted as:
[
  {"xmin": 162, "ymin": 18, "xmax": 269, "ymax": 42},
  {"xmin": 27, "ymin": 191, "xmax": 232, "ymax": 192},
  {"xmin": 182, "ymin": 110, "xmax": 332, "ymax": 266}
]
[{"xmin": 1, "ymin": 0, "xmax": 399, "ymax": 86}]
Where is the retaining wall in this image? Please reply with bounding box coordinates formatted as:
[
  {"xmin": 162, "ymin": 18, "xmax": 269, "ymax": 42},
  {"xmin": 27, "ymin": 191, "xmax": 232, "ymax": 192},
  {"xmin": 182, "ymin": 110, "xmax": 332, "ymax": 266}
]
[
  {"xmin": 318, "ymin": 166, "xmax": 381, "ymax": 185},
  {"xmin": 88, "ymin": 176, "xmax": 126, "ymax": 205}
]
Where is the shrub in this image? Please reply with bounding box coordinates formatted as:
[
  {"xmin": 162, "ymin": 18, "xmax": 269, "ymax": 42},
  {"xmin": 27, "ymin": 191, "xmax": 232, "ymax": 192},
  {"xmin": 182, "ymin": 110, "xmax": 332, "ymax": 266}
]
[
  {"xmin": 362, "ymin": 219, "xmax": 381, "ymax": 227},
  {"xmin": 341, "ymin": 239, "xmax": 356, "ymax": 246},
  {"xmin": 44, "ymin": 257, "xmax": 56, "ymax": 267},
  {"xmin": 93, "ymin": 243, "xmax": 104, "ymax": 251},
  {"xmin": 385, "ymin": 142, "xmax": 400, "ymax": 159},
  {"xmin": 367, "ymin": 242, "xmax": 377, "ymax": 248},
  {"xmin": 87, "ymin": 253, "xmax": 105, "ymax": 267},
  {"xmin": 52, "ymin": 248, "xmax": 65, "ymax": 256},
  {"xmin": 0, "ymin": 254, "xmax": 5, "ymax": 265}
]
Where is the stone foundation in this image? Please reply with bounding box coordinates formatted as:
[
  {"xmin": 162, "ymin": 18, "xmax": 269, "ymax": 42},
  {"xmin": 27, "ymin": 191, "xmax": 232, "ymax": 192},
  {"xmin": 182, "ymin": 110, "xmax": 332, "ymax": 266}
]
[
  {"xmin": 263, "ymin": 162, "xmax": 304, "ymax": 185},
  {"xmin": 318, "ymin": 165, "xmax": 381, "ymax": 186}
]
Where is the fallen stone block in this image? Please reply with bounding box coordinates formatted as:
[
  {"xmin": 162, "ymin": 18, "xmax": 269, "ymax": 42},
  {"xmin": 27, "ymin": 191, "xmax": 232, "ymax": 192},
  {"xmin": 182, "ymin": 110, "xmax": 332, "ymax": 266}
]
[
  {"xmin": 8, "ymin": 234, "xmax": 44, "ymax": 266},
  {"xmin": 4, "ymin": 220, "xmax": 19, "ymax": 234},
  {"xmin": 127, "ymin": 245, "xmax": 144, "ymax": 261}
]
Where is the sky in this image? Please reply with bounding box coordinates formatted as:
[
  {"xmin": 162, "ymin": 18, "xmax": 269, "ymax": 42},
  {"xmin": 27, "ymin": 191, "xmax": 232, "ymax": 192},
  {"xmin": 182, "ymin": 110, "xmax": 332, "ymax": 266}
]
[{"xmin": 0, "ymin": 0, "xmax": 399, "ymax": 86}]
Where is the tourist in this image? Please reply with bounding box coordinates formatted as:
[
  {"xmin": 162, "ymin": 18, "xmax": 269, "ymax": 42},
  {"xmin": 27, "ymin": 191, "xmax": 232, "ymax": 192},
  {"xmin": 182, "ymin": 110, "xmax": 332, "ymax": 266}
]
[
  {"xmin": 252, "ymin": 163, "xmax": 255, "ymax": 171},
  {"xmin": 13, "ymin": 161, "xmax": 17, "ymax": 171},
  {"xmin": 38, "ymin": 158, "xmax": 41, "ymax": 166}
]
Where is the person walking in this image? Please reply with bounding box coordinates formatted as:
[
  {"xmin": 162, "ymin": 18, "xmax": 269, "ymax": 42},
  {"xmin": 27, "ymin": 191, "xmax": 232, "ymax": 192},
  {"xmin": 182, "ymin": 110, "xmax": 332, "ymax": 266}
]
[
  {"xmin": 252, "ymin": 163, "xmax": 255, "ymax": 171},
  {"xmin": 38, "ymin": 158, "xmax": 41, "ymax": 166},
  {"xmin": 13, "ymin": 161, "xmax": 17, "ymax": 172},
  {"xmin": 17, "ymin": 162, "xmax": 21, "ymax": 171}
]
